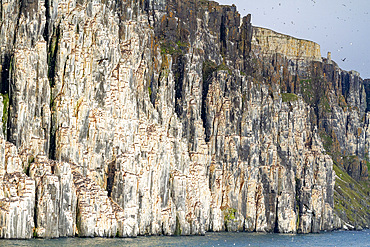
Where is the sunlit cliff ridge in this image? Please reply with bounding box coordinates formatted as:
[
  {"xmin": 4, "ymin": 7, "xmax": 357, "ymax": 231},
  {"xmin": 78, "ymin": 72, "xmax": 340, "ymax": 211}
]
[{"xmin": 0, "ymin": 0, "xmax": 368, "ymax": 238}]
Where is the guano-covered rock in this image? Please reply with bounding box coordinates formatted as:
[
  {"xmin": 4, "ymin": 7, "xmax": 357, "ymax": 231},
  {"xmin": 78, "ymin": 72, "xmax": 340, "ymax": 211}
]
[{"xmin": 0, "ymin": 0, "xmax": 368, "ymax": 239}]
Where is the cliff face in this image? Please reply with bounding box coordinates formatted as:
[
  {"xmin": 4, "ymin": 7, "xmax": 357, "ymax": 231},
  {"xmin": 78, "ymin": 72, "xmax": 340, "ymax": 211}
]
[
  {"xmin": 250, "ymin": 26, "xmax": 370, "ymax": 228},
  {"xmin": 0, "ymin": 0, "xmax": 368, "ymax": 238}
]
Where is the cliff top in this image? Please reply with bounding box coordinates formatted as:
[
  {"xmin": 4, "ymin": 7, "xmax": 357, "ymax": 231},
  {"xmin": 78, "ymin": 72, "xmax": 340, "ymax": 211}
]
[{"xmin": 252, "ymin": 26, "xmax": 322, "ymax": 61}]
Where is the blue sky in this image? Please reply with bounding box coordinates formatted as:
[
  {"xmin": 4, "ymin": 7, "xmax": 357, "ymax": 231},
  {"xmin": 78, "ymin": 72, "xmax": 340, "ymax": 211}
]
[{"xmin": 217, "ymin": 0, "xmax": 370, "ymax": 79}]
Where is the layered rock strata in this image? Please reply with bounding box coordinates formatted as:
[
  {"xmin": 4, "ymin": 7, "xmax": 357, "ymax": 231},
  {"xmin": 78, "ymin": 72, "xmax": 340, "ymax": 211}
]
[{"xmin": 0, "ymin": 0, "xmax": 368, "ymax": 239}]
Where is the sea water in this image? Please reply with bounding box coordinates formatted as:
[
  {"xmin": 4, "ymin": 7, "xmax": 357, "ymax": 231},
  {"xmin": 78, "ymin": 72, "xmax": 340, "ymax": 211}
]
[{"xmin": 1, "ymin": 229, "xmax": 369, "ymax": 246}]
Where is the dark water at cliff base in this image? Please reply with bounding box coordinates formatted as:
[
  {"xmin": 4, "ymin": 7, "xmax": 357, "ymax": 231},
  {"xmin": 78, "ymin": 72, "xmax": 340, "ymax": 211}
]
[{"xmin": 1, "ymin": 230, "xmax": 369, "ymax": 247}]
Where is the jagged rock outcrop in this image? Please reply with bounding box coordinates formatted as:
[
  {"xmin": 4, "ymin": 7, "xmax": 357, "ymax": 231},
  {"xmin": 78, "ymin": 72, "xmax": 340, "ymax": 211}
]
[
  {"xmin": 0, "ymin": 172, "xmax": 35, "ymax": 239},
  {"xmin": 0, "ymin": 139, "xmax": 35, "ymax": 239},
  {"xmin": 0, "ymin": 0, "xmax": 368, "ymax": 239},
  {"xmin": 29, "ymin": 155, "xmax": 76, "ymax": 238},
  {"xmin": 252, "ymin": 27, "xmax": 321, "ymax": 78}
]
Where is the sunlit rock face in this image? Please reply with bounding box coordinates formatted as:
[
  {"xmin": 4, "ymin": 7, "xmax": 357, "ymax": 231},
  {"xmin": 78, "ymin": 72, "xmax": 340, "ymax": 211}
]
[{"xmin": 0, "ymin": 0, "xmax": 368, "ymax": 239}]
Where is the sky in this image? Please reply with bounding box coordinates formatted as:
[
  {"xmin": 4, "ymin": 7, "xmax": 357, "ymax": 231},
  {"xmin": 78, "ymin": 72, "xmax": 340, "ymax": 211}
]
[{"xmin": 217, "ymin": 0, "xmax": 370, "ymax": 79}]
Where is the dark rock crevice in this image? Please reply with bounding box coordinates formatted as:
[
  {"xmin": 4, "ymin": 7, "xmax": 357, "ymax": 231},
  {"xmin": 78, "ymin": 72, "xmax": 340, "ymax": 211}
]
[
  {"xmin": 47, "ymin": 24, "xmax": 61, "ymax": 160},
  {"xmin": 201, "ymin": 61, "xmax": 217, "ymax": 142},
  {"xmin": 174, "ymin": 55, "xmax": 185, "ymax": 117},
  {"xmin": 0, "ymin": 54, "xmax": 11, "ymax": 95},
  {"xmin": 43, "ymin": 0, "xmax": 50, "ymax": 43},
  {"xmin": 0, "ymin": 54, "xmax": 11, "ymax": 139},
  {"xmin": 273, "ymin": 196, "xmax": 279, "ymax": 233},
  {"xmin": 107, "ymin": 158, "xmax": 116, "ymax": 197}
]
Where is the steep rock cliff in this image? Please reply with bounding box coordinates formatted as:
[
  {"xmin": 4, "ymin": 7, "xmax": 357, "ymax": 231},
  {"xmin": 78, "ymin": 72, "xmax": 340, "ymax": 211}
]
[
  {"xmin": 0, "ymin": 0, "xmax": 368, "ymax": 238},
  {"xmin": 250, "ymin": 26, "xmax": 370, "ymax": 228}
]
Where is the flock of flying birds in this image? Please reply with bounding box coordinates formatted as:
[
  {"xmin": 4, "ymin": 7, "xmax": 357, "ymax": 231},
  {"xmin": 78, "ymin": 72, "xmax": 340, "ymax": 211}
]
[{"xmin": 240, "ymin": 1, "xmax": 369, "ymax": 65}]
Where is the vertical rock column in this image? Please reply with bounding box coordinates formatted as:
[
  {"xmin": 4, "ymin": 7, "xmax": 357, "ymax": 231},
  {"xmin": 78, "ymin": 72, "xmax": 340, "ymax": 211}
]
[
  {"xmin": 29, "ymin": 155, "xmax": 77, "ymax": 238},
  {"xmin": 0, "ymin": 136, "xmax": 35, "ymax": 239},
  {"xmin": 8, "ymin": 41, "xmax": 51, "ymax": 161}
]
